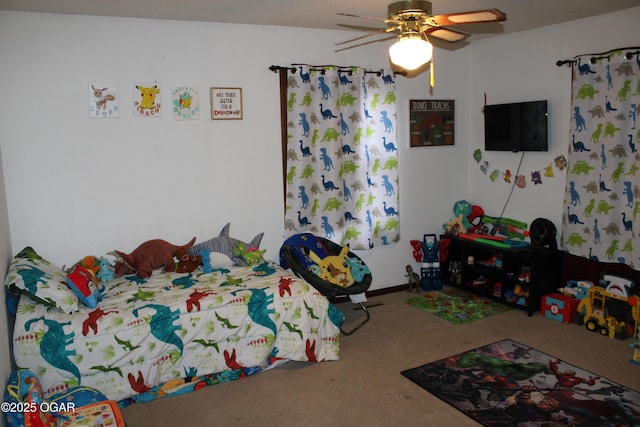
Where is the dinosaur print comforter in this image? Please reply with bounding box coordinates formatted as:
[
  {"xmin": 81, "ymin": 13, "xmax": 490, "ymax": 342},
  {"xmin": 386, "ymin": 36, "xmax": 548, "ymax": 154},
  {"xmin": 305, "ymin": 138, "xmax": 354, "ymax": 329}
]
[{"xmin": 12, "ymin": 261, "xmax": 343, "ymax": 404}]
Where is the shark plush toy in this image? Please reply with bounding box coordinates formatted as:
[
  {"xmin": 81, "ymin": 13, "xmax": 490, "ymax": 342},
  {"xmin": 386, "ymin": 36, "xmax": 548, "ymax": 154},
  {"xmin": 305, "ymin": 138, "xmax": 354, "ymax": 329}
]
[{"xmin": 188, "ymin": 223, "xmax": 264, "ymax": 266}]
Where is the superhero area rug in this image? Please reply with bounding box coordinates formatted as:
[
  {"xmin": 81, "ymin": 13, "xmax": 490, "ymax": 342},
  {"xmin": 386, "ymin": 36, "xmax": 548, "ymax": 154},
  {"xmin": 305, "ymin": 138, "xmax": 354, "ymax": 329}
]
[{"xmin": 401, "ymin": 339, "xmax": 640, "ymax": 426}]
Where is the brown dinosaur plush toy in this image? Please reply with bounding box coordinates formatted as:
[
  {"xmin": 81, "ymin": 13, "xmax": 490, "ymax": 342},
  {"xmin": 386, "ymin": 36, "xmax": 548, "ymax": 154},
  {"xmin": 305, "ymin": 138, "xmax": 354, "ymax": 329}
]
[
  {"xmin": 110, "ymin": 237, "xmax": 196, "ymax": 279},
  {"xmin": 175, "ymin": 247, "xmax": 202, "ymax": 273}
]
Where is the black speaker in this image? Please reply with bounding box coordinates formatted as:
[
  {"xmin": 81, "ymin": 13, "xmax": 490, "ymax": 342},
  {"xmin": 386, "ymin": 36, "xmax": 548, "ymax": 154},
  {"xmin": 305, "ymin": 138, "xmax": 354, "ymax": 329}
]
[{"xmin": 529, "ymin": 218, "xmax": 557, "ymax": 250}]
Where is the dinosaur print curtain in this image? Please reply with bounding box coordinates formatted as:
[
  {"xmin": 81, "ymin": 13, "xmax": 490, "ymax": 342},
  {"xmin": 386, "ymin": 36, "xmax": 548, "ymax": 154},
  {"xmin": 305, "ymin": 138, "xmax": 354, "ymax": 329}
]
[
  {"xmin": 281, "ymin": 65, "xmax": 400, "ymax": 249},
  {"xmin": 561, "ymin": 47, "xmax": 640, "ymax": 267}
]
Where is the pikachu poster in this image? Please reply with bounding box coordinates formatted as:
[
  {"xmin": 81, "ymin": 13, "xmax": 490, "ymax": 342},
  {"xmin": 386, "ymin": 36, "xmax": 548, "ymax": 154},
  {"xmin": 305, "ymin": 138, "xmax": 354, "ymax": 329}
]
[
  {"xmin": 171, "ymin": 86, "xmax": 200, "ymax": 121},
  {"xmin": 133, "ymin": 81, "xmax": 162, "ymax": 117},
  {"xmin": 88, "ymin": 82, "xmax": 118, "ymax": 118}
]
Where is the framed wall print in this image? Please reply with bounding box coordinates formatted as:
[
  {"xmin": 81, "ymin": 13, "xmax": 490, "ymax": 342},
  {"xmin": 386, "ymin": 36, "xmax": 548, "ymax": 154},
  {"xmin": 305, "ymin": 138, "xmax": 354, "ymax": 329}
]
[
  {"xmin": 210, "ymin": 87, "xmax": 243, "ymax": 120},
  {"xmin": 409, "ymin": 99, "xmax": 454, "ymax": 147}
]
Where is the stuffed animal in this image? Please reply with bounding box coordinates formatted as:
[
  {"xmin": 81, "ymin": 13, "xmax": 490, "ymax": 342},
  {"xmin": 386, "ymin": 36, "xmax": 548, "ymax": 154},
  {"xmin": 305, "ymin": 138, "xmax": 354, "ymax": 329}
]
[
  {"xmin": 346, "ymin": 256, "xmax": 370, "ymax": 282},
  {"xmin": 199, "ymin": 248, "xmax": 213, "ymax": 273},
  {"xmin": 188, "ymin": 223, "xmax": 264, "ymax": 266},
  {"xmin": 97, "ymin": 257, "xmax": 115, "ymax": 282},
  {"xmin": 79, "ymin": 255, "xmax": 100, "ymax": 277},
  {"xmin": 443, "ymin": 200, "xmax": 472, "ymax": 234},
  {"xmin": 467, "ymin": 205, "xmax": 486, "ymax": 233},
  {"xmin": 110, "ymin": 237, "xmax": 196, "ymax": 279},
  {"xmin": 175, "ymin": 247, "xmax": 202, "ymax": 274},
  {"xmin": 233, "ymin": 242, "xmax": 266, "ymax": 266},
  {"xmin": 306, "ymin": 244, "xmax": 355, "ymax": 287}
]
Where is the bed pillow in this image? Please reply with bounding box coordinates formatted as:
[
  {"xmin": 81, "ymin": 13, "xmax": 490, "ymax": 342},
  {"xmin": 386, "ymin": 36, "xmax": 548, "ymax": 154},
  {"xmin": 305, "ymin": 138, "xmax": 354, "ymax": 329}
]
[
  {"xmin": 5, "ymin": 247, "xmax": 79, "ymax": 314},
  {"xmin": 65, "ymin": 264, "xmax": 102, "ymax": 309}
]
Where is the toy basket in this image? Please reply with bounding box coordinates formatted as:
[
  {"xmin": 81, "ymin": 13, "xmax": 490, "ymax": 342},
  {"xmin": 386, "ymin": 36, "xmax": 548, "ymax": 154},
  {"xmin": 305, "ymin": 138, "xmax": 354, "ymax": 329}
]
[{"xmin": 280, "ymin": 235, "xmax": 372, "ymax": 334}]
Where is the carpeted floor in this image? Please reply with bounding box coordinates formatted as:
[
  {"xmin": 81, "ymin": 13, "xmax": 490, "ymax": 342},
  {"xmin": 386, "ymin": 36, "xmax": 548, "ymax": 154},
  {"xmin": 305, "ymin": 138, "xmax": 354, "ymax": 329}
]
[
  {"xmin": 403, "ymin": 288, "xmax": 512, "ymax": 324},
  {"xmin": 401, "ymin": 338, "xmax": 640, "ymax": 426}
]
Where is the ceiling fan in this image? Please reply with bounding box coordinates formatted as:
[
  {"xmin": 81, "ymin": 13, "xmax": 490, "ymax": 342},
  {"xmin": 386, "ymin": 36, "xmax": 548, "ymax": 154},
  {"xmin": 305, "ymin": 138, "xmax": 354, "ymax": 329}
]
[{"xmin": 336, "ymin": 0, "xmax": 506, "ymax": 70}]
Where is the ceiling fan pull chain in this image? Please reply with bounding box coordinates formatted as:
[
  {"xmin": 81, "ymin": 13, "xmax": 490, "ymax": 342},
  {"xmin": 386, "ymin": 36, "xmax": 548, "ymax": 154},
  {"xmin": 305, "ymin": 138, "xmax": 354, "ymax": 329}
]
[{"xmin": 430, "ymin": 59, "xmax": 434, "ymax": 89}]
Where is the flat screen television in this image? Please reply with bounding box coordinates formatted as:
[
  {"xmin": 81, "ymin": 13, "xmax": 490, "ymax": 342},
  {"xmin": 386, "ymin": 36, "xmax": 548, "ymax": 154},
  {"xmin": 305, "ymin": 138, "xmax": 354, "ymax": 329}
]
[{"xmin": 484, "ymin": 100, "xmax": 548, "ymax": 152}]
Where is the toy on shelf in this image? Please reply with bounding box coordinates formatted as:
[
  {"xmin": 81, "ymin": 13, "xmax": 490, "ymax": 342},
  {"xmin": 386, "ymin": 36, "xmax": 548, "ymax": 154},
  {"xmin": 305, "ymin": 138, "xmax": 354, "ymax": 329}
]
[
  {"xmin": 448, "ymin": 260, "xmax": 461, "ymax": 285},
  {"xmin": 405, "ymin": 265, "xmax": 421, "ymax": 293},
  {"xmin": 518, "ymin": 266, "xmax": 531, "ymax": 284},
  {"xmin": 477, "ymin": 254, "xmax": 502, "ymax": 269},
  {"xmin": 470, "ymin": 275, "xmax": 488, "ymax": 288},
  {"xmin": 467, "ymin": 205, "xmax": 485, "ymax": 233},
  {"xmin": 493, "ymin": 281, "xmax": 502, "ymax": 298},
  {"xmin": 420, "ymin": 234, "xmax": 442, "ymax": 291},
  {"xmin": 443, "ymin": 200, "xmax": 472, "ymax": 235},
  {"xmin": 513, "ymin": 283, "xmax": 530, "ymax": 306},
  {"xmin": 457, "ymin": 233, "xmax": 530, "ymax": 249},
  {"xmin": 481, "ymin": 215, "xmax": 530, "ymax": 240}
]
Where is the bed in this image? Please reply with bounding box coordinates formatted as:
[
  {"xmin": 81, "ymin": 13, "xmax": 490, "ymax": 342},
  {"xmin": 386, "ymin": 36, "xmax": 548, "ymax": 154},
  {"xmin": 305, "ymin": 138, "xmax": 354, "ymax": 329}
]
[{"xmin": 6, "ymin": 244, "xmax": 343, "ymax": 406}]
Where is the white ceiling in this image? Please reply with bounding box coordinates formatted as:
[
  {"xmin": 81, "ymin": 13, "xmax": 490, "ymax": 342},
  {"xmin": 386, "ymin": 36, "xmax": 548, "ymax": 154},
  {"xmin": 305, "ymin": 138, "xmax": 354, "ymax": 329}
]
[{"xmin": 1, "ymin": 0, "xmax": 639, "ymax": 40}]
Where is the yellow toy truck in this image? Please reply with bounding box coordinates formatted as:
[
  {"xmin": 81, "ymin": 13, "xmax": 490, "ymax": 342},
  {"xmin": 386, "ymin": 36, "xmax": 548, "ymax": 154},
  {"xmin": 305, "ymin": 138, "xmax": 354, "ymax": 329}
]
[{"xmin": 573, "ymin": 275, "xmax": 640, "ymax": 340}]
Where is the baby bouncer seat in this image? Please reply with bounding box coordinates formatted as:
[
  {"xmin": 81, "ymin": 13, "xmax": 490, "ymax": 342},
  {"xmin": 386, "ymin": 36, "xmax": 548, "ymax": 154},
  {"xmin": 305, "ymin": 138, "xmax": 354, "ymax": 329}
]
[{"xmin": 280, "ymin": 233, "xmax": 372, "ymax": 335}]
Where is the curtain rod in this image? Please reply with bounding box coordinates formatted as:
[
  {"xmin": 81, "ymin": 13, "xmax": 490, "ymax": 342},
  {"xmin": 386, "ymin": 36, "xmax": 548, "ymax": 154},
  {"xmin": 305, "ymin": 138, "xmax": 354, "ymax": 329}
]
[
  {"xmin": 555, "ymin": 46, "xmax": 640, "ymax": 67},
  {"xmin": 268, "ymin": 65, "xmax": 406, "ymax": 76}
]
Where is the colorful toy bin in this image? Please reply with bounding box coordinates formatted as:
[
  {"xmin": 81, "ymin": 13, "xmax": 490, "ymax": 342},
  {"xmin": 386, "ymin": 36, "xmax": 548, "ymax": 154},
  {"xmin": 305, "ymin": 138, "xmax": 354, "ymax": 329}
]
[{"xmin": 542, "ymin": 293, "xmax": 580, "ymax": 323}]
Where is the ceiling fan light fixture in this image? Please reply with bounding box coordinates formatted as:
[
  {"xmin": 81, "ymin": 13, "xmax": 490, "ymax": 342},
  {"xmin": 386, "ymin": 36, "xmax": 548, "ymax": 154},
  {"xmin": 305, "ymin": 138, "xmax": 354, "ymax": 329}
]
[{"xmin": 388, "ymin": 33, "xmax": 433, "ymax": 70}]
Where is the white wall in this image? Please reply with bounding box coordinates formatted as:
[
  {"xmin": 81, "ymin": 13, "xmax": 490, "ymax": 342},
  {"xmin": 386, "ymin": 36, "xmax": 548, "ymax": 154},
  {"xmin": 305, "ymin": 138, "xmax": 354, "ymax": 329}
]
[
  {"xmin": 467, "ymin": 7, "xmax": 640, "ymax": 239},
  {"xmin": 0, "ymin": 11, "xmax": 469, "ymax": 292},
  {"xmin": 0, "ymin": 148, "xmax": 13, "ymax": 427}
]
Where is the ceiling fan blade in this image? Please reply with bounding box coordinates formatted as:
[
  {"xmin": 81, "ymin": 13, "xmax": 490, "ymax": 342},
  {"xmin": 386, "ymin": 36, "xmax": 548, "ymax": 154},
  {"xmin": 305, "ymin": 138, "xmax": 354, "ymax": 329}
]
[
  {"xmin": 424, "ymin": 27, "xmax": 469, "ymax": 43},
  {"xmin": 337, "ymin": 12, "xmax": 395, "ymax": 24},
  {"xmin": 430, "ymin": 9, "xmax": 506, "ymax": 26},
  {"xmin": 337, "ymin": 23, "xmax": 390, "ymax": 32},
  {"xmin": 335, "ymin": 35, "xmax": 397, "ymax": 53},
  {"xmin": 336, "ymin": 27, "xmax": 398, "ymax": 47}
]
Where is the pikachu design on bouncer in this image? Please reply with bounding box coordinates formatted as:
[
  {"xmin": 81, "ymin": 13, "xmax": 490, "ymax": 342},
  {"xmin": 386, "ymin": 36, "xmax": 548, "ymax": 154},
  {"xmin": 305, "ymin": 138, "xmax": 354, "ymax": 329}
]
[{"xmin": 307, "ymin": 245, "xmax": 355, "ymax": 288}]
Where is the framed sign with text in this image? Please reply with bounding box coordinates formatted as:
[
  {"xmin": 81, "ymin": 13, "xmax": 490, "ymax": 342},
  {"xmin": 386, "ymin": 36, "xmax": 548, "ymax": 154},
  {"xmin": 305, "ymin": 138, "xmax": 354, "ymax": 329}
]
[
  {"xmin": 409, "ymin": 99, "xmax": 454, "ymax": 147},
  {"xmin": 210, "ymin": 87, "xmax": 243, "ymax": 120}
]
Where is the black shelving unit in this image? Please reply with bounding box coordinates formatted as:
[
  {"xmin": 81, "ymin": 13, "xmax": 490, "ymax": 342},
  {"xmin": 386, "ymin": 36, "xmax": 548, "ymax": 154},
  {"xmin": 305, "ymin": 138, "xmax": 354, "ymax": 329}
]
[{"xmin": 441, "ymin": 235, "xmax": 563, "ymax": 316}]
